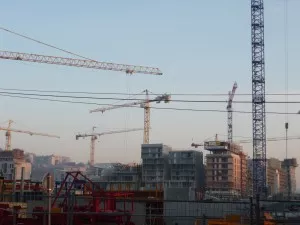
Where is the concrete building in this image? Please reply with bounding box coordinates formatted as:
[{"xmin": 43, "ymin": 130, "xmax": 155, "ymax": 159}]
[
  {"xmin": 267, "ymin": 158, "xmax": 284, "ymax": 195},
  {"xmin": 166, "ymin": 150, "xmax": 205, "ymax": 189},
  {"xmin": 25, "ymin": 153, "xmax": 35, "ymax": 164},
  {"xmin": 0, "ymin": 149, "xmax": 31, "ymax": 180},
  {"xmin": 282, "ymin": 158, "xmax": 298, "ymax": 194},
  {"xmin": 141, "ymin": 144, "xmax": 171, "ymax": 190},
  {"xmin": 53, "ymin": 162, "xmax": 87, "ymax": 182},
  {"xmin": 35, "ymin": 154, "xmax": 71, "ymax": 166},
  {"xmin": 267, "ymin": 158, "xmax": 298, "ymax": 196},
  {"xmin": 89, "ymin": 163, "xmax": 142, "ymax": 191},
  {"xmin": 205, "ymin": 141, "xmax": 247, "ymax": 198}
]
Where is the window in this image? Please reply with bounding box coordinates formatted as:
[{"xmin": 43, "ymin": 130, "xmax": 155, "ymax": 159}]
[
  {"xmin": 221, "ymin": 158, "xmax": 228, "ymax": 163},
  {"xmin": 222, "ymin": 176, "xmax": 227, "ymax": 181},
  {"xmin": 222, "ymin": 164, "xmax": 228, "ymax": 169},
  {"xmin": 222, "ymin": 171, "xmax": 228, "ymax": 175}
]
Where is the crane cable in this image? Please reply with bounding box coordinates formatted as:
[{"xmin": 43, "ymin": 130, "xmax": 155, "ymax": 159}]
[
  {"xmin": 284, "ymin": 0, "xmax": 289, "ymax": 159},
  {"xmin": 1, "ymin": 92, "xmax": 300, "ymax": 115},
  {"xmin": 0, "ymin": 27, "xmax": 98, "ymax": 62},
  {"xmin": 284, "ymin": 0, "xmax": 291, "ymax": 199}
]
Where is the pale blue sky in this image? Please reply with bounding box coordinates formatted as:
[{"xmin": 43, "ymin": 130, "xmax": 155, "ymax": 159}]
[{"xmin": 1, "ymin": 1, "xmax": 300, "ymax": 185}]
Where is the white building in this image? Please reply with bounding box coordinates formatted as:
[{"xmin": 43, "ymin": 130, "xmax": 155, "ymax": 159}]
[
  {"xmin": 141, "ymin": 143, "xmax": 171, "ymax": 190},
  {"xmin": 0, "ymin": 149, "xmax": 32, "ymax": 180}
]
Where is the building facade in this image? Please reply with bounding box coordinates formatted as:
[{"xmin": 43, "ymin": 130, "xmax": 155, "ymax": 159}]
[
  {"xmin": 0, "ymin": 149, "xmax": 31, "ymax": 180},
  {"xmin": 267, "ymin": 158, "xmax": 298, "ymax": 196},
  {"xmin": 281, "ymin": 158, "xmax": 298, "ymax": 195},
  {"xmin": 89, "ymin": 163, "xmax": 142, "ymax": 191},
  {"xmin": 35, "ymin": 154, "xmax": 71, "ymax": 166},
  {"xmin": 141, "ymin": 144, "xmax": 171, "ymax": 190},
  {"xmin": 205, "ymin": 141, "xmax": 247, "ymax": 198},
  {"xmin": 166, "ymin": 150, "xmax": 204, "ymax": 189}
]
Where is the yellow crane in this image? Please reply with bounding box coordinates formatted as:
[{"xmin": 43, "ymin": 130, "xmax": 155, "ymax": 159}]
[
  {"xmin": 0, "ymin": 120, "xmax": 60, "ymax": 151},
  {"xmin": 75, "ymin": 127, "xmax": 143, "ymax": 166},
  {"xmin": 89, "ymin": 90, "xmax": 171, "ymax": 144}
]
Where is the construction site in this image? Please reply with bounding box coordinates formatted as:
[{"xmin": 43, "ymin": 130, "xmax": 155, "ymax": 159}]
[{"xmin": 1, "ymin": 0, "xmax": 300, "ymax": 224}]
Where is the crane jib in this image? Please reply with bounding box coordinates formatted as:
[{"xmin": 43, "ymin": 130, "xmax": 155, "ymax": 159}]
[{"xmin": 0, "ymin": 50, "xmax": 163, "ymax": 75}]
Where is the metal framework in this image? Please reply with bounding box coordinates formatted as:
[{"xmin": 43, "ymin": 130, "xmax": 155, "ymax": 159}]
[
  {"xmin": 0, "ymin": 50, "xmax": 163, "ymax": 75},
  {"xmin": 90, "ymin": 90, "xmax": 170, "ymax": 144},
  {"xmin": 227, "ymin": 82, "xmax": 237, "ymax": 144},
  {"xmin": 251, "ymin": 0, "xmax": 267, "ymax": 197},
  {"xmin": 143, "ymin": 90, "xmax": 151, "ymax": 144}
]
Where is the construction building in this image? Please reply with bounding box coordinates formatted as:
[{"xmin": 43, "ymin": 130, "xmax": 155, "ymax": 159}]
[
  {"xmin": 266, "ymin": 158, "xmax": 298, "ymax": 197},
  {"xmin": 282, "ymin": 158, "xmax": 298, "ymax": 194},
  {"xmin": 267, "ymin": 158, "xmax": 284, "ymax": 195},
  {"xmin": 205, "ymin": 141, "xmax": 247, "ymax": 199},
  {"xmin": 89, "ymin": 163, "xmax": 142, "ymax": 191},
  {"xmin": 141, "ymin": 144, "xmax": 171, "ymax": 190},
  {"xmin": 166, "ymin": 150, "xmax": 205, "ymax": 189},
  {"xmin": 246, "ymin": 158, "xmax": 253, "ymax": 197},
  {"xmin": 0, "ymin": 149, "xmax": 31, "ymax": 180},
  {"xmin": 34, "ymin": 154, "xmax": 71, "ymax": 166}
]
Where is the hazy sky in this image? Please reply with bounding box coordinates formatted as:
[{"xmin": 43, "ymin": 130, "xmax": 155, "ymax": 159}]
[{"xmin": 1, "ymin": 1, "xmax": 300, "ymax": 186}]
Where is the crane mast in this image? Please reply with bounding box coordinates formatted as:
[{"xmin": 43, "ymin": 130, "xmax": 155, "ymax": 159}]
[
  {"xmin": 5, "ymin": 120, "xmax": 13, "ymax": 151},
  {"xmin": 251, "ymin": 0, "xmax": 267, "ymax": 197},
  {"xmin": 89, "ymin": 126, "xmax": 97, "ymax": 166},
  {"xmin": 90, "ymin": 90, "xmax": 170, "ymax": 144},
  {"xmin": 143, "ymin": 90, "xmax": 150, "ymax": 144},
  {"xmin": 227, "ymin": 82, "xmax": 237, "ymax": 144},
  {"xmin": 0, "ymin": 50, "xmax": 162, "ymax": 75},
  {"xmin": 75, "ymin": 128, "xmax": 143, "ymax": 166}
]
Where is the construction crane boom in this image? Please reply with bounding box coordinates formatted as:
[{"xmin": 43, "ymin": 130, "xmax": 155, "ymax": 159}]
[
  {"xmin": 90, "ymin": 90, "xmax": 170, "ymax": 144},
  {"xmin": 0, "ymin": 120, "xmax": 60, "ymax": 151},
  {"xmin": 191, "ymin": 135, "xmax": 300, "ymax": 148},
  {"xmin": 227, "ymin": 82, "xmax": 237, "ymax": 144},
  {"xmin": 0, "ymin": 50, "xmax": 163, "ymax": 75},
  {"xmin": 89, "ymin": 93, "xmax": 170, "ymax": 114},
  {"xmin": 76, "ymin": 128, "xmax": 143, "ymax": 166},
  {"xmin": 76, "ymin": 128, "xmax": 143, "ymax": 138},
  {"xmin": 90, "ymin": 101, "xmax": 144, "ymax": 114},
  {"xmin": 0, "ymin": 127, "xmax": 60, "ymax": 138}
]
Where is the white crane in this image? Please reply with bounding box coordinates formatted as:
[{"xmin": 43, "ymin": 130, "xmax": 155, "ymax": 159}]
[{"xmin": 0, "ymin": 50, "xmax": 163, "ymax": 75}]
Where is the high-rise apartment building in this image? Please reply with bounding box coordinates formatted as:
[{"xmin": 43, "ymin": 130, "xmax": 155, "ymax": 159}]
[
  {"xmin": 166, "ymin": 150, "xmax": 205, "ymax": 189},
  {"xmin": 205, "ymin": 141, "xmax": 247, "ymax": 198},
  {"xmin": 282, "ymin": 158, "xmax": 298, "ymax": 194},
  {"xmin": 267, "ymin": 158, "xmax": 298, "ymax": 197},
  {"xmin": 0, "ymin": 149, "xmax": 31, "ymax": 180},
  {"xmin": 141, "ymin": 144, "xmax": 171, "ymax": 190}
]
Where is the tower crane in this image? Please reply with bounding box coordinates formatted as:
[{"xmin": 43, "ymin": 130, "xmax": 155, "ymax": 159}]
[
  {"xmin": 251, "ymin": 0, "xmax": 267, "ymax": 197},
  {"xmin": 89, "ymin": 90, "xmax": 171, "ymax": 144},
  {"xmin": 191, "ymin": 135, "xmax": 300, "ymax": 149},
  {"xmin": 227, "ymin": 82, "xmax": 237, "ymax": 144},
  {"xmin": 75, "ymin": 128, "xmax": 143, "ymax": 166},
  {"xmin": 0, "ymin": 50, "xmax": 162, "ymax": 75},
  {"xmin": 0, "ymin": 120, "xmax": 60, "ymax": 151}
]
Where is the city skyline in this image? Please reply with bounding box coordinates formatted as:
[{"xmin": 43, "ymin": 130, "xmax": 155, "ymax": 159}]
[{"xmin": 1, "ymin": 1, "xmax": 300, "ymax": 188}]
